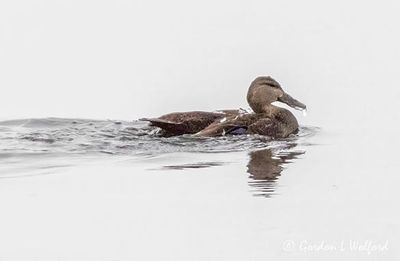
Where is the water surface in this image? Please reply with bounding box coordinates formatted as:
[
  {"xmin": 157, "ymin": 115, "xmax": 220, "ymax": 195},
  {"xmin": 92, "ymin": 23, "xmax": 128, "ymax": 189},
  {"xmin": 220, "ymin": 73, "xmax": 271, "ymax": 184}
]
[
  {"xmin": 0, "ymin": 117, "xmax": 398, "ymax": 260},
  {"xmin": 0, "ymin": 118, "xmax": 315, "ymax": 197}
]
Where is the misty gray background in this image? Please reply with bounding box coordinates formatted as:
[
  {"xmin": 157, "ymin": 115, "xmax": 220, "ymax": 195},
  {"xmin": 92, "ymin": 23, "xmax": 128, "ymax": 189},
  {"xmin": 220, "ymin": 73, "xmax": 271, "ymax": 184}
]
[
  {"xmin": 1, "ymin": 1, "xmax": 400, "ymax": 260},
  {"xmin": 1, "ymin": 0, "xmax": 400, "ymax": 132}
]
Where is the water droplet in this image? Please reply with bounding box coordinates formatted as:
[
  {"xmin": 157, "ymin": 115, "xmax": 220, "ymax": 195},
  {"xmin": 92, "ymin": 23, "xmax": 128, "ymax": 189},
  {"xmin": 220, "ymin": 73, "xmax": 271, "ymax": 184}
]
[{"xmin": 302, "ymin": 109, "xmax": 307, "ymax": 117}]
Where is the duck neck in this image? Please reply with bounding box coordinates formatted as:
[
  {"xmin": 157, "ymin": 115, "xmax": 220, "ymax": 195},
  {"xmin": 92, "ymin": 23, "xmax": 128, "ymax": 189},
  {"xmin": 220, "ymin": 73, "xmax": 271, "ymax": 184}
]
[{"xmin": 262, "ymin": 104, "xmax": 280, "ymax": 117}]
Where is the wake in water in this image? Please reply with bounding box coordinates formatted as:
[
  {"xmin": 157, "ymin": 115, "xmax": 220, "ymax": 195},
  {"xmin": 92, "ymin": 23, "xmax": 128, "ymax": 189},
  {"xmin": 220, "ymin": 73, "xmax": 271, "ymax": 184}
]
[
  {"xmin": 0, "ymin": 118, "xmax": 317, "ymax": 156},
  {"xmin": 0, "ymin": 118, "xmax": 318, "ymax": 196}
]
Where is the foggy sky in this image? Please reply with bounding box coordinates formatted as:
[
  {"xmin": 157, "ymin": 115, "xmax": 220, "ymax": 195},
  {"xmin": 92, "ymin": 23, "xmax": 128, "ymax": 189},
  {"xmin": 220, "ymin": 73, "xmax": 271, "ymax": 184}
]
[{"xmin": 1, "ymin": 0, "xmax": 399, "ymax": 131}]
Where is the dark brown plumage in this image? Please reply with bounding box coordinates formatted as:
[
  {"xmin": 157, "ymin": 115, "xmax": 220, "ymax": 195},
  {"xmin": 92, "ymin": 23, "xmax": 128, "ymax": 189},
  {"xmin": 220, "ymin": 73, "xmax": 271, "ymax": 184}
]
[
  {"xmin": 140, "ymin": 111, "xmax": 237, "ymax": 136},
  {"xmin": 195, "ymin": 108, "xmax": 299, "ymax": 138}
]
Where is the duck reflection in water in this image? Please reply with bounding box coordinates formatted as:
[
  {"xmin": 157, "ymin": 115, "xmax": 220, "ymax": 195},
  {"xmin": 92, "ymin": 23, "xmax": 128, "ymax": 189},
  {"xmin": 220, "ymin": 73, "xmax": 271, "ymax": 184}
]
[{"xmin": 247, "ymin": 144, "xmax": 304, "ymax": 198}]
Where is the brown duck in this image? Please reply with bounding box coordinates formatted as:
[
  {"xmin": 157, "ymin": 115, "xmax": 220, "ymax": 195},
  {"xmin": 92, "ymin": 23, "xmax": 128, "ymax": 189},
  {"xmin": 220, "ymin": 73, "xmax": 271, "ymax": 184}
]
[{"xmin": 140, "ymin": 76, "xmax": 306, "ymax": 138}]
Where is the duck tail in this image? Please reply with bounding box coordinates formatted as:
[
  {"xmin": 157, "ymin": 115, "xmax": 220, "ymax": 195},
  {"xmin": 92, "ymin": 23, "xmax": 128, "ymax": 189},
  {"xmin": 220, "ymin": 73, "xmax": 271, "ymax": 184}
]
[{"xmin": 139, "ymin": 118, "xmax": 187, "ymax": 135}]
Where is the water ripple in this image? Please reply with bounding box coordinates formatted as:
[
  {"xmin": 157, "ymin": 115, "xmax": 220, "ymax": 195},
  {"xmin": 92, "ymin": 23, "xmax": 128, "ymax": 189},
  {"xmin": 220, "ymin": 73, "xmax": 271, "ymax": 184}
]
[{"xmin": 0, "ymin": 117, "xmax": 318, "ymax": 196}]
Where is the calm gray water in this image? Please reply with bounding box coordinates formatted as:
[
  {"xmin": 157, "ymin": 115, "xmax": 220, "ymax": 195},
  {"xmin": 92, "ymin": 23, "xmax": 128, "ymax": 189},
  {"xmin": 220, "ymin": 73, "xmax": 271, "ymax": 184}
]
[{"xmin": 0, "ymin": 117, "xmax": 398, "ymax": 260}]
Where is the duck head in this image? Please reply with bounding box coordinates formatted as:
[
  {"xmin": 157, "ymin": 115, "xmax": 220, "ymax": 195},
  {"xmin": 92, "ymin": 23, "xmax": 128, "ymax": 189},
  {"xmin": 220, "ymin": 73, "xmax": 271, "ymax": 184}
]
[{"xmin": 247, "ymin": 76, "xmax": 306, "ymax": 113}]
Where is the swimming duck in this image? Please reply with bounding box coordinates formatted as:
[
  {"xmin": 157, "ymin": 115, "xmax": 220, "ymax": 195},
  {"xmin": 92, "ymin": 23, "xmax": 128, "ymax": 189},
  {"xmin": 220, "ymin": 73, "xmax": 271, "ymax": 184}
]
[
  {"xmin": 141, "ymin": 76, "xmax": 306, "ymax": 138},
  {"xmin": 196, "ymin": 76, "xmax": 306, "ymax": 137}
]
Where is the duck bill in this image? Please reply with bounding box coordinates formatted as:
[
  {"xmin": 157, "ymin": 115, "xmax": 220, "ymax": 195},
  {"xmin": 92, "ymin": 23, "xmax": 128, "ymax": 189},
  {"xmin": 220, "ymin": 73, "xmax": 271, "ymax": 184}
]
[{"xmin": 278, "ymin": 92, "xmax": 306, "ymax": 110}]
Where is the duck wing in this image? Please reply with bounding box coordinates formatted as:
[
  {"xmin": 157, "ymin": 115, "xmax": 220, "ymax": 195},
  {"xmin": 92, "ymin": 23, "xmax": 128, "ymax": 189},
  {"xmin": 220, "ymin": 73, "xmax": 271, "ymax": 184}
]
[
  {"xmin": 194, "ymin": 122, "xmax": 248, "ymax": 136},
  {"xmin": 194, "ymin": 114, "xmax": 257, "ymax": 137},
  {"xmin": 140, "ymin": 117, "xmax": 188, "ymax": 135},
  {"xmin": 195, "ymin": 113, "xmax": 276, "ymax": 137},
  {"xmin": 140, "ymin": 111, "xmax": 226, "ymax": 136}
]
